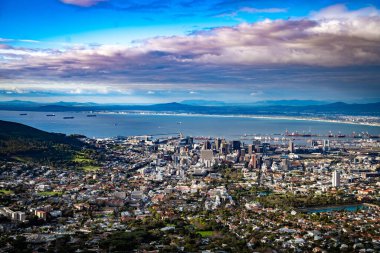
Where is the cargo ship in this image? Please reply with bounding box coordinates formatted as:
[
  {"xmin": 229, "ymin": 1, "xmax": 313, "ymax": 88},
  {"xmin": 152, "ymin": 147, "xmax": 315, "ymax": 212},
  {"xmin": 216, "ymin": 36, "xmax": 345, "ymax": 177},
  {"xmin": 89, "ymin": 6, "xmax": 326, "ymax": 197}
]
[{"xmin": 63, "ymin": 116, "xmax": 74, "ymax": 119}]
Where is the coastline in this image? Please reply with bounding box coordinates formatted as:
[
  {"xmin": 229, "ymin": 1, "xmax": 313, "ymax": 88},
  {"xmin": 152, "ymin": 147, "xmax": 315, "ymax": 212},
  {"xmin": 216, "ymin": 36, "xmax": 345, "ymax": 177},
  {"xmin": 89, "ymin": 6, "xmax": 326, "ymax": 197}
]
[{"xmin": 98, "ymin": 111, "xmax": 380, "ymax": 128}]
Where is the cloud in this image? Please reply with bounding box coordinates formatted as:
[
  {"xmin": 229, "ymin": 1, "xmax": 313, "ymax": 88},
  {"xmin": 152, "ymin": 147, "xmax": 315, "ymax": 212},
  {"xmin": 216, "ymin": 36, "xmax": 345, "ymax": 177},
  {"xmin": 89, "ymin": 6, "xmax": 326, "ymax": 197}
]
[
  {"xmin": 311, "ymin": 4, "xmax": 380, "ymax": 20},
  {"xmin": 60, "ymin": 0, "xmax": 169, "ymax": 12},
  {"xmin": 240, "ymin": 7, "xmax": 287, "ymax": 14},
  {"xmin": 1, "ymin": 4, "xmax": 380, "ymax": 98},
  {"xmin": 60, "ymin": 0, "xmax": 107, "ymax": 7},
  {"xmin": 147, "ymin": 90, "xmax": 155, "ymax": 94},
  {"xmin": 0, "ymin": 38, "xmax": 40, "ymax": 43},
  {"xmin": 250, "ymin": 91, "xmax": 262, "ymax": 96},
  {"xmin": 218, "ymin": 7, "xmax": 287, "ymax": 17}
]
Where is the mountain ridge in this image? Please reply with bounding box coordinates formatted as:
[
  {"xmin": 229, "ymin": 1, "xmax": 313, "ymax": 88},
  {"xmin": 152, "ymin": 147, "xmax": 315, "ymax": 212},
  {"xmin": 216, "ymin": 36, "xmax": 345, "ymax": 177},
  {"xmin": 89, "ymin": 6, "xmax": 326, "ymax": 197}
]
[{"xmin": 0, "ymin": 100, "xmax": 379, "ymax": 116}]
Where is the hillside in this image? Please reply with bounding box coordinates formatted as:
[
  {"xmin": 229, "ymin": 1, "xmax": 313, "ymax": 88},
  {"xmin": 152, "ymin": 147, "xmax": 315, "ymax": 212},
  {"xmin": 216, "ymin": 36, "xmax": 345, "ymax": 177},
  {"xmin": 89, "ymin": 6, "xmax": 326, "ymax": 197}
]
[{"xmin": 0, "ymin": 120, "xmax": 85, "ymax": 164}]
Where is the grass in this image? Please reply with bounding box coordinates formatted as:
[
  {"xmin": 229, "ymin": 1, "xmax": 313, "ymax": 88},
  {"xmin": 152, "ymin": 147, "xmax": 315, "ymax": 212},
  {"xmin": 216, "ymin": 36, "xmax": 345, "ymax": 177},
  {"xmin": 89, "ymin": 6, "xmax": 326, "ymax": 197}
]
[
  {"xmin": 38, "ymin": 191, "xmax": 63, "ymax": 197},
  {"xmin": 11, "ymin": 156, "xmax": 28, "ymax": 162},
  {"xmin": 0, "ymin": 189, "xmax": 14, "ymax": 195},
  {"xmin": 72, "ymin": 152, "xmax": 94, "ymax": 163},
  {"xmin": 196, "ymin": 231, "xmax": 214, "ymax": 237},
  {"xmin": 82, "ymin": 165, "xmax": 101, "ymax": 172}
]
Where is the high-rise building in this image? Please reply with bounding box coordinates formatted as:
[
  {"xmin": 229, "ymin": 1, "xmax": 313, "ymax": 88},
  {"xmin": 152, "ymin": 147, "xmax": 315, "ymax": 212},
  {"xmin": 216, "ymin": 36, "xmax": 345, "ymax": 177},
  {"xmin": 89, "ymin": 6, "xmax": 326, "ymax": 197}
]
[
  {"xmin": 232, "ymin": 140, "xmax": 241, "ymax": 151},
  {"xmin": 248, "ymin": 144, "xmax": 253, "ymax": 155},
  {"xmin": 201, "ymin": 150, "xmax": 214, "ymax": 161},
  {"xmin": 332, "ymin": 171, "xmax": 340, "ymax": 187},
  {"xmin": 288, "ymin": 140, "xmax": 294, "ymax": 153},
  {"xmin": 220, "ymin": 142, "xmax": 228, "ymax": 154},
  {"xmin": 215, "ymin": 138, "xmax": 222, "ymax": 150},
  {"xmin": 240, "ymin": 148, "xmax": 246, "ymax": 162},
  {"xmin": 323, "ymin": 139, "xmax": 330, "ymax": 152},
  {"xmin": 249, "ymin": 155, "xmax": 257, "ymax": 169},
  {"xmin": 203, "ymin": 140, "xmax": 211, "ymax": 150},
  {"xmin": 240, "ymin": 148, "xmax": 245, "ymax": 157}
]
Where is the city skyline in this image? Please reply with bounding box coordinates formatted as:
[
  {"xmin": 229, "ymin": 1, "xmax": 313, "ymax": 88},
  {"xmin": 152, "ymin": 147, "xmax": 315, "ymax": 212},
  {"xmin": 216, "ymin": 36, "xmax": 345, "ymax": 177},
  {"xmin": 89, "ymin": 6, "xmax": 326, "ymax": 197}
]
[{"xmin": 1, "ymin": 0, "xmax": 380, "ymax": 103}]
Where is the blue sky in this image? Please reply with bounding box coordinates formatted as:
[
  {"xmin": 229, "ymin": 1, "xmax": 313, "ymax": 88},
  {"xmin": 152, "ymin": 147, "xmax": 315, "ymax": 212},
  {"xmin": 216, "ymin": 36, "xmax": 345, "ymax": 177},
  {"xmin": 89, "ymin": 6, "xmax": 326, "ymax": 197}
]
[{"xmin": 1, "ymin": 0, "xmax": 380, "ymax": 103}]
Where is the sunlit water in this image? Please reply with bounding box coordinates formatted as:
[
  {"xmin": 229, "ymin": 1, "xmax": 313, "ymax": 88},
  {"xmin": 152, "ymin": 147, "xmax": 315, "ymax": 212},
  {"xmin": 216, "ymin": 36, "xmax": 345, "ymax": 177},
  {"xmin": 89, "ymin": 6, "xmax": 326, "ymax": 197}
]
[{"xmin": 0, "ymin": 111, "xmax": 379, "ymax": 139}]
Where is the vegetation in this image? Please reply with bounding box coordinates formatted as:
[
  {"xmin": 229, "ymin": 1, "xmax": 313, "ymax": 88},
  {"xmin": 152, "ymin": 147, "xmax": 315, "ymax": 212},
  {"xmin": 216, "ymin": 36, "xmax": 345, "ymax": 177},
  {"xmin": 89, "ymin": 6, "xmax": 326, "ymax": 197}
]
[
  {"xmin": 0, "ymin": 120, "xmax": 85, "ymax": 164},
  {"xmin": 37, "ymin": 191, "xmax": 63, "ymax": 197},
  {"xmin": 100, "ymin": 230, "xmax": 158, "ymax": 252},
  {"xmin": 255, "ymin": 192, "xmax": 358, "ymax": 209},
  {"xmin": 196, "ymin": 230, "xmax": 214, "ymax": 237},
  {"xmin": 0, "ymin": 189, "xmax": 13, "ymax": 195},
  {"xmin": 0, "ymin": 120, "xmax": 104, "ymax": 169}
]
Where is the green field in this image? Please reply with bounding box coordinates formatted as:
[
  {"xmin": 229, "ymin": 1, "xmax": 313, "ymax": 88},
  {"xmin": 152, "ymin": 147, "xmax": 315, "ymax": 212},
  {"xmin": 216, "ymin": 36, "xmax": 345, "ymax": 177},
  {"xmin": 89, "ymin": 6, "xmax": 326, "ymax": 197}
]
[
  {"xmin": 38, "ymin": 191, "xmax": 63, "ymax": 196},
  {"xmin": 196, "ymin": 231, "xmax": 214, "ymax": 237},
  {"xmin": 82, "ymin": 165, "xmax": 101, "ymax": 172},
  {"xmin": 0, "ymin": 189, "xmax": 14, "ymax": 195},
  {"xmin": 72, "ymin": 153, "xmax": 94, "ymax": 163}
]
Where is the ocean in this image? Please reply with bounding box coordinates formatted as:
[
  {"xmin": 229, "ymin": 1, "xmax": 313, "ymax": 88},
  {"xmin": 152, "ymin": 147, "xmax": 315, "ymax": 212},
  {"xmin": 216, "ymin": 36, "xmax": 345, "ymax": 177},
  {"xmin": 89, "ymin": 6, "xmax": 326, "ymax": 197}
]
[{"xmin": 0, "ymin": 111, "xmax": 379, "ymax": 139}]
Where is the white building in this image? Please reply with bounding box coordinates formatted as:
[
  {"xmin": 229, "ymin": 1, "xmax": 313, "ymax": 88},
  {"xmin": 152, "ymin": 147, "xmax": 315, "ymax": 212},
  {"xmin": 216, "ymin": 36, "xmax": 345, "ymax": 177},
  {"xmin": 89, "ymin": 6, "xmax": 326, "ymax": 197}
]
[{"xmin": 332, "ymin": 171, "xmax": 340, "ymax": 187}]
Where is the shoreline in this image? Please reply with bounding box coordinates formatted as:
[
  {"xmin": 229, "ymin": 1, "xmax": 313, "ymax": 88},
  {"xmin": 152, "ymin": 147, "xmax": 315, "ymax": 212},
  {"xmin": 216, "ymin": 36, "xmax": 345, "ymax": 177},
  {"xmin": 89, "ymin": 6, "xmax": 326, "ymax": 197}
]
[{"xmin": 98, "ymin": 111, "xmax": 380, "ymax": 128}]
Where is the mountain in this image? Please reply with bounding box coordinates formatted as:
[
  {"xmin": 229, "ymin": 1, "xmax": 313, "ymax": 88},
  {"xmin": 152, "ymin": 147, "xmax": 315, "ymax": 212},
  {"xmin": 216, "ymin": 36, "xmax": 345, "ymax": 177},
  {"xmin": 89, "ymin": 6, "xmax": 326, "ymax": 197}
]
[
  {"xmin": 181, "ymin": 100, "xmax": 226, "ymax": 106},
  {"xmin": 180, "ymin": 99, "xmax": 327, "ymax": 107},
  {"xmin": 0, "ymin": 100, "xmax": 379, "ymax": 116},
  {"xmin": 0, "ymin": 120, "xmax": 85, "ymax": 163},
  {"xmin": 249, "ymin": 100, "xmax": 329, "ymax": 106}
]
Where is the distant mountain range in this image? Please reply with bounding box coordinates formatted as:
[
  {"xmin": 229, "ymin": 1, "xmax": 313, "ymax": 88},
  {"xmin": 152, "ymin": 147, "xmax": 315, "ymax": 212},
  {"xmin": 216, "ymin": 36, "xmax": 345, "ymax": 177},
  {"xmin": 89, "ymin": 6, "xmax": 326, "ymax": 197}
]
[
  {"xmin": 0, "ymin": 100, "xmax": 379, "ymax": 116},
  {"xmin": 181, "ymin": 99, "xmax": 329, "ymax": 106}
]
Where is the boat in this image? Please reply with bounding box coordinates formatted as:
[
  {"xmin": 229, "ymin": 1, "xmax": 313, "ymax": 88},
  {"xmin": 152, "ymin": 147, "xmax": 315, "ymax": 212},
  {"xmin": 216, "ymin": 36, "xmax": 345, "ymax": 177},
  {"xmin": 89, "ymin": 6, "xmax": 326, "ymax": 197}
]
[
  {"xmin": 86, "ymin": 114, "xmax": 97, "ymax": 117},
  {"xmin": 19, "ymin": 113, "xmax": 27, "ymax": 116},
  {"xmin": 46, "ymin": 114, "xmax": 55, "ymax": 117},
  {"xmin": 63, "ymin": 116, "xmax": 74, "ymax": 119}
]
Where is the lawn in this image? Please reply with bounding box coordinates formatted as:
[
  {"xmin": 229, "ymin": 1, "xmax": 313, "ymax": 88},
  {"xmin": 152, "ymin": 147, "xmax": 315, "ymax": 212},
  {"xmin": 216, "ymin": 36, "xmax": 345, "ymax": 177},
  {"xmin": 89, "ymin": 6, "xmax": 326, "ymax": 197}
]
[
  {"xmin": 72, "ymin": 153, "xmax": 94, "ymax": 163},
  {"xmin": 196, "ymin": 231, "xmax": 214, "ymax": 237},
  {"xmin": 38, "ymin": 191, "xmax": 63, "ymax": 196},
  {"xmin": 82, "ymin": 165, "xmax": 101, "ymax": 172},
  {"xmin": 0, "ymin": 189, "xmax": 14, "ymax": 195}
]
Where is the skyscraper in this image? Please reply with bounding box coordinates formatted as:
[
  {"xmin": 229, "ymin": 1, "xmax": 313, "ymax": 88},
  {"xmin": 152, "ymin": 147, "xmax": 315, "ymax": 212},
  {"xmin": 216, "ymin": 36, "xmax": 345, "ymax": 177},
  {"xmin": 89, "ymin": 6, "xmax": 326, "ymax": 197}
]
[
  {"xmin": 232, "ymin": 140, "xmax": 241, "ymax": 151},
  {"xmin": 288, "ymin": 140, "xmax": 294, "ymax": 153},
  {"xmin": 332, "ymin": 171, "xmax": 340, "ymax": 187},
  {"xmin": 248, "ymin": 144, "xmax": 253, "ymax": 155},
  {"xmin": 323, "ymin": 139, "xmax": 330, "ymax": 152},
  {"xmin": 215, "ymin": 138, "xmax": 221, "ymax": 150}
]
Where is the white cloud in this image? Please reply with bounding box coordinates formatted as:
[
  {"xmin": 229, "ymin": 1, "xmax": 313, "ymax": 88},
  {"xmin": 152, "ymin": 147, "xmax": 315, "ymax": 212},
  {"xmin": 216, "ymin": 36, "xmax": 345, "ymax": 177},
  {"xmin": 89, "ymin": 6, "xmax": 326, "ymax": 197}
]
[
  {"xmin": 60, "ymin": 0, "xmax": 106, "ymax": 7},
  {"xmin": 240, "ymin": 7, "xmax": 287, "ymax": 14}
]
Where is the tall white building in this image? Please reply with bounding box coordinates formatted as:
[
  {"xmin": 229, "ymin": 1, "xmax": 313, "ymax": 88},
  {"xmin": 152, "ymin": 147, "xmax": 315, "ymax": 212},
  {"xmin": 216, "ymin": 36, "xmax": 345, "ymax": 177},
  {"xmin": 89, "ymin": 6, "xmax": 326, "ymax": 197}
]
[{"xmin": 332, "ymin": 171, "xmax": 340, "ymax": 187}]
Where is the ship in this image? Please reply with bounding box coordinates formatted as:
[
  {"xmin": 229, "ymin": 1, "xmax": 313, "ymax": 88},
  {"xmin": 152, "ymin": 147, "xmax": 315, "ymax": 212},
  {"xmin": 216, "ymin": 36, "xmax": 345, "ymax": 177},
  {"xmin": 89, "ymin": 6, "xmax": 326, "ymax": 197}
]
[
  {"xmin": 19, "ymin": 113, "xmax": 27, "ymax": 116},
  {"xmin": 46, "ymin": 114, "xmax": 55, "ymax": 117},
  {"xmin": 86, "ymin": 114, "xmax": 97, "ymax": 117},
  {"xmin": 63, "ymin": 116, "xmax": 74, "ymax": 119},
  {"xmin": 336, "ymin": 132, "xmax": 346, "ymax": 138}
]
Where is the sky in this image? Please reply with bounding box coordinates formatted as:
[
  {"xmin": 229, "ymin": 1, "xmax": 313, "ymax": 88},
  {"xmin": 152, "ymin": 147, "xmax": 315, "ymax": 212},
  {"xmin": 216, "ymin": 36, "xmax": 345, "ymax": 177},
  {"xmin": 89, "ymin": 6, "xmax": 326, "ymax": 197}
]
[{"xmin": 0, "ymin": 0, "xmax": 380, "ymax": 104}]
